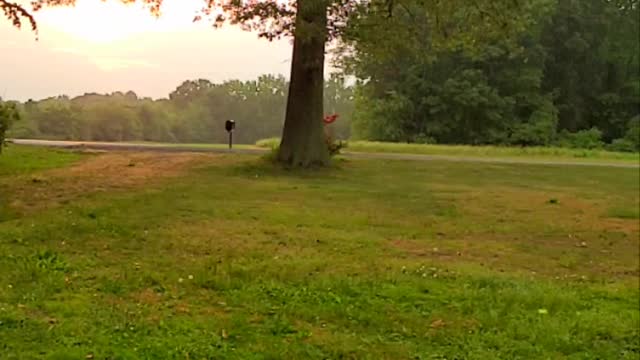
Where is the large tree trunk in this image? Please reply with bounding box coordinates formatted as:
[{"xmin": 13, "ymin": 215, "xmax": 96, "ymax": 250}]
[{"xmin": 277, "ymin": 0, "xmax": 329, "ymax": 167}]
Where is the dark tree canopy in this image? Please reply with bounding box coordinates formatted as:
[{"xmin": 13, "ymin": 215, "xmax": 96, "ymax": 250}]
[{"xmin": 346, "ymin": 0, "xmax": 639, "ymax": 151}]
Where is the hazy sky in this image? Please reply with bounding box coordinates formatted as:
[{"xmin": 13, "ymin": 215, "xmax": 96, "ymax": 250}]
[{"xmin": 0, "ymin": 0, "xmax": 293, "ymax": 101}]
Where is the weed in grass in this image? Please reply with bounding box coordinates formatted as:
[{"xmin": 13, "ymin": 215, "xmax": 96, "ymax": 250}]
[{"xmin": 608, "ymin": 206, "xmax": 640, "ymax": 219}]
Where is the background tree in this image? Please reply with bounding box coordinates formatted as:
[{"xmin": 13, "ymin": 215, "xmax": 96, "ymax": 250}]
[
  {"xmin": 344, "ymin": 0, "xmax": 639, "ymax": 149},
  {"xmin": 540, "ymin": 0, "xmax": 640, "ymax": 141},
  {"xmin": 0, "ymin": 99, "xmax": 20, "ymax": 154}
]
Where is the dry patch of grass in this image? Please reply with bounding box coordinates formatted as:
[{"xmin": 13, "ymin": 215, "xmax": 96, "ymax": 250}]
[
  {"xmin": 6, "ymin": 152, "xmax": 217, "ymax": 215},
  {"xmin": 387, "ymin": 186, "xmax": 639, "ymax": 281}
]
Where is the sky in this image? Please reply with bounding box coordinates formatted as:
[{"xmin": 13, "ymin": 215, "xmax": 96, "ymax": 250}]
[{"xmin": 0, "ymin": 0, "xmax": 293, "ymax": 101}]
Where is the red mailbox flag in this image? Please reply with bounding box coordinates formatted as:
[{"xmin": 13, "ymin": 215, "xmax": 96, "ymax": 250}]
[{"xmin": 323, "ymin": 114, "xmax": 339, "ymax": 125}]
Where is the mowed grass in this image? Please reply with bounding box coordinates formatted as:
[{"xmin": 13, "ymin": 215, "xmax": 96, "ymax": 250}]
[
  {"xmin": 256, "ymin": 138, "xmax": 640, "ymax": 164},
  {"xmin": 0, "ymin": 146, "xmax": 638, "ymax": 359},
  {"xmin": 0, "ymin": 146, "xmax": 84, "ymax": 176},
  {"xmin": 0, "ymin": 146, "xmax": 85, "ymax": 222}
]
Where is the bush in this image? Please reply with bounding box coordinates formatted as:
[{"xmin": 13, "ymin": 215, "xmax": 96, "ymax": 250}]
[
  {"xmin": 608, "ymin": 139, "xmax": 636, "ymax": 152},
  {"xmin": 608, "ymin": 117, "xmax": 640, "ymax": 153},
  {"xmin": 325, "ymin": 133, "xmax": 347, "ymax": 156},
  {"xmin": 509, "ymin": 97, "xmax": 558, "ymax": 146},
  {"xmin": 0, "ymin": 102, "xmax": 20, "ymax": 154},
  {"xmin": 623, "ymin": 116, "xmax": 639, "ymax": 151},
  {"xmin": 255, "ymin": 138, "xmax": 280, "ymax": 149},
  {"xmin": 414, "ymin": 134, "xmax": 437, "ymax": 144},
  {"xmin": 557, "ymin": 127, "xmax": 604, "ymax": 150},
  {"xmin": 256, "ymin": 136, "xmax": 347, "ymax": 156}
]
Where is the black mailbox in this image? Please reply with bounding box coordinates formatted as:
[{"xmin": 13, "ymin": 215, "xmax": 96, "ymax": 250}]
[
  {"xmin": 225, "ymin": 120, "xmax": 235, "ymax": 132},
  {"xmin": 225, "ymin": 120, "xmax": 235, "ymax": 149}
]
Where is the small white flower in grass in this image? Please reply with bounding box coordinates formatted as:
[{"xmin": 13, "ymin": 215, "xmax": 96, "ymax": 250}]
[
  {"xmin": 178, "ymin": 278, "xmax": 184, "ymax": 283},
  {"xmin": 188, "ymin": 275, "xmax": 194, "ymax": 280},
  {"xmin": 538, "ymin": 308, "xmax": 548, "ymax": 315}
]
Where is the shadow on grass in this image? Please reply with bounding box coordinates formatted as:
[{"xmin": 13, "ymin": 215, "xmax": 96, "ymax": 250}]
[{"xmin": 227, "ymin": 151, "xmax": 350, "ymax": 180}]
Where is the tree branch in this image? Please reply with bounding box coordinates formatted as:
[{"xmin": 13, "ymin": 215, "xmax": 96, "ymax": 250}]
[{"xmin": 1, "ymin": 0, "xmax": 37, "ymax": 32}]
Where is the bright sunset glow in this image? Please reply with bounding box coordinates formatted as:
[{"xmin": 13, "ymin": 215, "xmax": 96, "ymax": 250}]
[
  {"xmin": 0, "ymin": 0, "xmax": 291, "ymax": 100},
  {"xmin": 36, "ymin": 0, "xmax": 201, "ymax": 43}
]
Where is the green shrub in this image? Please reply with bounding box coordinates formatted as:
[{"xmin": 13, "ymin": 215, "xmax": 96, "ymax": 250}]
[
  {"xmin": 557, "ymin": 128, "xmax": 604, "ymax": 150},
  {"xmin": 509, "ymin": 97, "xmax": 558, "ymax": 146},
  {"xmin": 608, "ymin": 139, "xmax": 636, "ymax": 153},
  {"xmin": 607, "ymin": 117, "xmax": 640, "ymax": 153},
  {"xmin": 414, "ymin": 134, "xmax": 437, "ymax": 144},
  {"xmin": 623, "ymin": 116, "xmax": 639, "ymax": 151},
  {"xmin": 255, "ymin": 137, "xmax": 280, "ymax": 149},
  {"xmin": 0, "ymin": 101, "xmax": 20, "ymax": 154},
  {"xmin": 257, "ymin": 136, "xmax": 347, "ymax": 156},
  {"xmin": 325, "ymin": 134, "xmax": 347, "ymax": 156}
]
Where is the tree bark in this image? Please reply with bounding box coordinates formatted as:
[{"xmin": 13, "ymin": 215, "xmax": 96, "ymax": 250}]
[{"xmin": 277, "ymin": 0, "xmax": 329, "ymax": 167}]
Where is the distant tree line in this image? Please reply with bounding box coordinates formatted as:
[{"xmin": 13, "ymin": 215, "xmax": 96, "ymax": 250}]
[
  {"xmin": 345, "ymin": 0, "xmax": 639, "ymax": 152},
  {"xmin": 7, "ymin": 74, "xmax": 354, "ymax": 145}
]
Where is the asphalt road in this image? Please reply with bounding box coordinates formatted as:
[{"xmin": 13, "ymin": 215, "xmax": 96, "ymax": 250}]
[{"xmin": 9, "ymin": 139, "xmax": 639, "ymax": 169}]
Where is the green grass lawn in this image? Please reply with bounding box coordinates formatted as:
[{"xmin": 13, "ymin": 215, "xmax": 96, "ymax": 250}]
[
  {"xmin": 0, "ymin": 146, "xmax": 84, "ymax": 177},
  {"xmin": 20, "ymin": 138, "xmax": 639, "ymax": 164},
  {"xmin": 1, "ymin": 146, "xmax": 639, "ymax": 359},
  {"xmin": 256, "ymin": 138, "xmax": 640, "ymax": 164}
]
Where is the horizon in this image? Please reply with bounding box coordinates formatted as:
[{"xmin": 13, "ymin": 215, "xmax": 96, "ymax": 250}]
[{"xmin": 2, "ymin": 74, "xmax": 292, "ymax": 102}]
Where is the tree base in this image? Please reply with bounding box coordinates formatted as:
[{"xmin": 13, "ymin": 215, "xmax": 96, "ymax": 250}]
[{"xmin": 276, "ymin": 143, "xmax": 330, "ymax": 168}]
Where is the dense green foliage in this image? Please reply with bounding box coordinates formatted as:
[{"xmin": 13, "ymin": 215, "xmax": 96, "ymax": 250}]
[
  {"xmin": 347, "ymin": 0, "xmax": 639, "ymax": 151},
  {"xmin": 9, "ymin": 75, "xmax": 354, "ymax": 144},
  {"xmin": 0, "ymin": 99, "xmax": 20, "ymax": 154}
]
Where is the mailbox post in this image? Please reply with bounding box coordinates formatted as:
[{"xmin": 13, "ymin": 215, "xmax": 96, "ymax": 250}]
[{"xmin": 225, "ymin": 120, "xmax": 235, "ymax": 149}]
